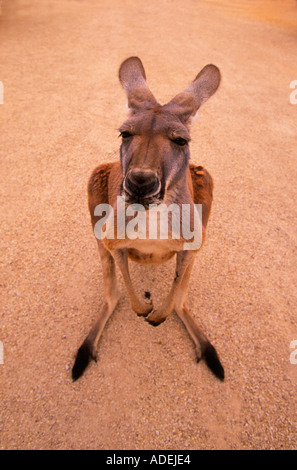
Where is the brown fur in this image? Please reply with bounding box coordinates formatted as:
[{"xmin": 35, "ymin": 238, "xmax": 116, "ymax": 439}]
[{"xmin": 72, "ymin": 57, "xmax": 224, "ymax": 382}]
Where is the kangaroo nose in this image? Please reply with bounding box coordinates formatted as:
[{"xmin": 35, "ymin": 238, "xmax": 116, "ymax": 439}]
[{"xmin": 124, "ymin": 169, "xmax": 160, "ymax": 197}]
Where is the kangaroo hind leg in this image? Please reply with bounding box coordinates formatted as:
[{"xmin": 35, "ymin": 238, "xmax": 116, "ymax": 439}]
[
  {"xmin": 72, "ymin": 244, "xmax": 120, "ymax": 381},
  {"xmin": 173, "ymin": 257, "xmax": 224, "ymax": 381}
]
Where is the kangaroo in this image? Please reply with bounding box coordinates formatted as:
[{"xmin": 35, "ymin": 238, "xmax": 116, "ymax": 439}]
[{"xmin": 72, "ymin": 57, "xmax": 224, "ymax": 382}]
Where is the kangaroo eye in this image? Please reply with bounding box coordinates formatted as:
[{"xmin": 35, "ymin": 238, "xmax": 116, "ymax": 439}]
[
  {"xmin": 120, "ymin": 131, "xmax": 133, "ymax": 139},
  {"xmin": 172, "ymin": 137, "xmax": 188, "ymax": 146}
]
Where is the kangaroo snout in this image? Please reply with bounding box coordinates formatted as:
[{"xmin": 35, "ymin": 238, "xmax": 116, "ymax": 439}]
[{"xmin": 124, "ymin": 169, "xmax": 160, "ymax": 199}]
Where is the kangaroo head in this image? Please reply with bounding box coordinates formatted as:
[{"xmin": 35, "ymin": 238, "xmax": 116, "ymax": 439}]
[{"xmin": 118, "ymin": 56, "xmax": 220, "ymax": 207}]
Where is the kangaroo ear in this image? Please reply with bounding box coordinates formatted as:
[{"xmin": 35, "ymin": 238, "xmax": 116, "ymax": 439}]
[
  {"xmin": 164, "ymin": 64, "xmax": 221, "ymax": 125},
  {"xmin": 119, "ymin": 57, "xmax": 158, "ymax": 114}
]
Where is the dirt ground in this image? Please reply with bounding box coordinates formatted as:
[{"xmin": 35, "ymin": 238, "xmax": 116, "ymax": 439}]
[{"xmin": 1, "ymin": 0, "xmax": 297, "ymax": 450}]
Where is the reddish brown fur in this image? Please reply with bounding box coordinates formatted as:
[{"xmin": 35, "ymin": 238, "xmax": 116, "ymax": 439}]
[
  {"xmin": 88, "ymin": 162, "xmax": 213, "ymax": 237},
  {"xmin": 72, "ymin": 57, "xmax": 224, "ymax": 382}
]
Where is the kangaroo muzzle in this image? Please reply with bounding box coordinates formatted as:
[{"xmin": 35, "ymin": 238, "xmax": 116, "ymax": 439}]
[{"xmin": 124, "ymin": 169, "xmax": 161, "ymax": 199}]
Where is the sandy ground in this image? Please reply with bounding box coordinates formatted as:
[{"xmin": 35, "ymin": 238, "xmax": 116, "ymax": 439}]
[{"xmin": 1, "ymin": 0, "xmax": 297, "ymax": 450}]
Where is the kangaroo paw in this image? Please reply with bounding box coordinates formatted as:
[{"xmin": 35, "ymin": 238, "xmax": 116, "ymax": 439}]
[
  {"xmin": 202, "ymin": 342, "xmax": 225, "ymax": 381},
  {"xmin": 72, "ymin": 340, "xmax": 97, "ymax": 382}
]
